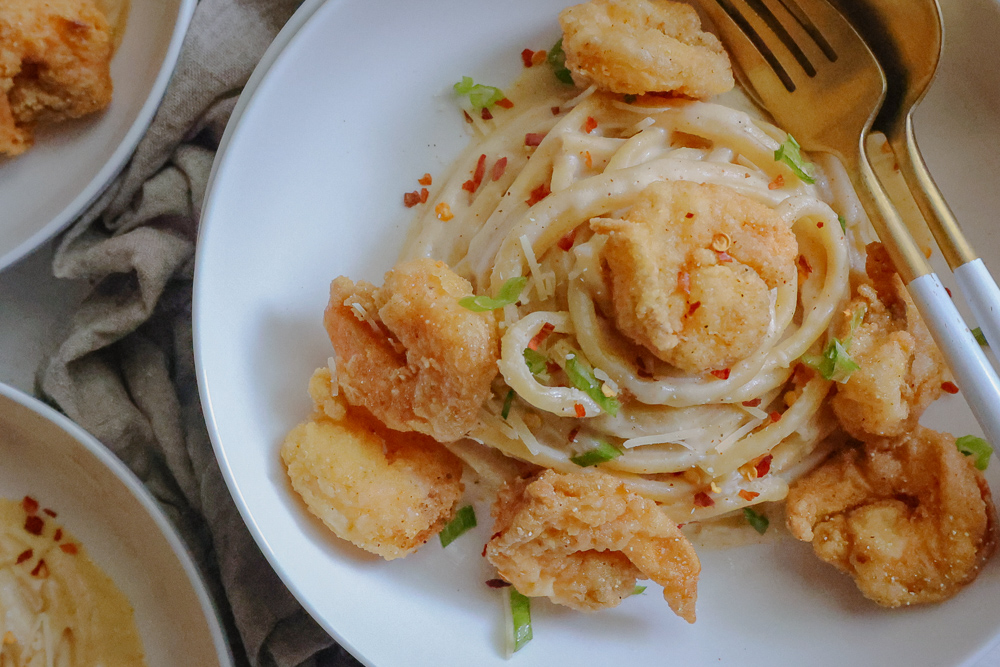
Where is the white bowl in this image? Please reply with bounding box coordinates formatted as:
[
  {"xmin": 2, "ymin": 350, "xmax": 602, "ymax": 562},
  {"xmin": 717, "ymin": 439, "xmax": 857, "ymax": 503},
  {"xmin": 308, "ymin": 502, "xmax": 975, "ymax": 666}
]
[
  {"xmin": 0, "ymin": 0, "xmax": 197, "ymax": 272},
  {"xmin": 0, "ymin": 383, "xmax": 232, "ymax": 667}
]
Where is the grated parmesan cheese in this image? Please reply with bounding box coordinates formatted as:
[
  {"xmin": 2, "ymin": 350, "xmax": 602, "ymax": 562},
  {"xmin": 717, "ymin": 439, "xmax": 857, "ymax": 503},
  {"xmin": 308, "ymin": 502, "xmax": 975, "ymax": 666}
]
[
  {"xmin": 327, "ymin": 356, "xmax": 339, "ymax": 396},
  {"xmin": 714, "ymin": 417, "xmax": 766, "ymax": 454},
  {"xmin": 621, "ymin": 428, "xmax": 708, "ymax": 449}
]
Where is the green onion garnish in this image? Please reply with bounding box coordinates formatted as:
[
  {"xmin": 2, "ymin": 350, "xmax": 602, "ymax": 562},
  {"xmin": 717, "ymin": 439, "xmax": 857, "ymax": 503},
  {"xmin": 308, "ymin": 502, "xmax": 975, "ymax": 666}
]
[
  {"xmin": 838, "ymin": 214, "xmax": 847, "ymax": 232},
  {"xmin": 774, "ymin": 135, "xmax": 816, "ymax": 184},
  {"xmin": 956, "ymin": 435, "xmax": 993, "ymax": 471},
  {"xmin": 508, "ymin": 588, "xmax": 533, "ymax": 653},
  {"xmin": 523, "ymin": 348, "xmax": 549, "ymax": 377},
  {"xmin": 743, "ymin": 507, "xmax": 769, "ymax": 535},
  {"xmin": 973, "ymin": 327, "xmax": 989, "ymax": 347},
  {"xmin": 547, "ymin": 39, "xmax": 574, "ymax": 85},
  {"xmin": 802, "ymin": 303, "xmax": 866, "ymax": 383},
  {"xmin": 439, "ymin": 505, "xmax": 477, "ymax": 547},
  {"xmin": 459, "ymin": 276, "xmax": 527, "ymax": 312},
  {"xmin": 564, "ymin": 355, "xmax": 621, "ymax": 416},
  {"xmin": 453, "ymin": 76, "xmax": 506, "ymax": 110},
  {"xmin": 632, "ymin": 584, "xmax": 647, "ymax": 595},
  {"xmin": 501, "ymin": 389, "xmax": 515, "ymax": 419},
  {"xmin": 570, "ymin": 440, "xmax": 622, "ymax": 467}
]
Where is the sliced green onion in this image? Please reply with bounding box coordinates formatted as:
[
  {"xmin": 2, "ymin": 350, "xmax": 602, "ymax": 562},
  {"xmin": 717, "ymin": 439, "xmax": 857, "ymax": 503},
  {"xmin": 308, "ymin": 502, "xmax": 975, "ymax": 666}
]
[
  {"xmin": 844, "ymin": 303, "xmax": 867, "ymax": 347},
  {"xmin": 547, "ymin": 39, "xmax": 574, "ymax": 85},
  {"xmin": 459, "ymin": 276, "xmax": 527, "ymax": 312},
  {"xmin": 838, "ymin": 214, "xmax": 847, "ymax": 232},
  {"xmin": 632, "ymin": 584, "xmax": 647, "ymax": 595},
  {"xmin": 501, "ymin": 389, "xmax": 515, "ymax": 420},
  {"xmin": 956, "ymin": 435, "xmax": 993, "ymax": 471},
  {"xmin": 972, "ymin": 327, "xmax": 989, "ymax": 347},
  {"xmin": 570, "ymin": 440, "xmax": 622, "ymax": 467},
  {"xmin": 453, "ymin": 76, "xmax": 506, "ymax": 110},
  {"xmin": 439, "ymin": 505, "xmax": 477, "ymax": 547},
  {"xmin": 774, "ymin": 135, "xmax": 816, "ymax": 184},
  {"xmin": 743, "ymin": 507, "xmax": 769, "ymax": 535},
  {"xmin": 564, "ymin": 356, "xmax": 621, "ymax": 415},
  {"xmin": 523, "ymin": 348, "xmax": 550, "ymax": 379},
  {"xmin": 802, "ymin": 339, "xmax": 860, "ymax": 384},
  {"xmin": 507, "ymin": 588, "xmax": 533, "ymax": 654}
]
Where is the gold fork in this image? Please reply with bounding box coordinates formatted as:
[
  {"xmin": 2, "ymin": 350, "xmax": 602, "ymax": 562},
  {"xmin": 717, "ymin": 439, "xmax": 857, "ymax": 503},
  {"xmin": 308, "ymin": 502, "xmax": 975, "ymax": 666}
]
[{"xmin": 699, "ymin": 0, "xmax": 1000, "ymax": 447}]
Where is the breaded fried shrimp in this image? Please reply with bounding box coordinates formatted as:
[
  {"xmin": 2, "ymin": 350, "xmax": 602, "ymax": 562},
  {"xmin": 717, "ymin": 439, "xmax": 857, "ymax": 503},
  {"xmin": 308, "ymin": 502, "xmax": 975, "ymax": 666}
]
[
  {"xmin": 485, "ymin": 470, "xmax": 700, "ymax": 621},
  {"xmin": 281, "ymin": 368, "xmax": 464, "ymax": 560},
  {"xmin": 324, "ymin": 258, "xmax": 500, "ymax": 443},
  {"xmin": 786, "ymin": 427, "xmax": 998, "ymax": 606},
  {"xmin": 831, "ymin": 243, "xmax": 947, "ymax": 440},
  {"xmin": 559, "ymin": 0, "xmax": 734, "ymax": 98},
  {"xmin": 592, "ymin": 180, "xmax": 797, "ymax": 374}
]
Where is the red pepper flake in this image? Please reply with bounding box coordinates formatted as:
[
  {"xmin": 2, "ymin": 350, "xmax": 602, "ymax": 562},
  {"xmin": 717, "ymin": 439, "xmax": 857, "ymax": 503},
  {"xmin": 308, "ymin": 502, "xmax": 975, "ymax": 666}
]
[
  {"xmin": 798, "ymin": 255, "xmax": 813, "ymax": 275},
  {"xmin": 817, "ymin": 221, "xmax": 824, "ymax": 228},
  {"xmin": 15, "ymin": 549, "xmax": 32, "ymax": 565},
  {"xmin": 710, "ymin": 368, "xmax": 731, "ymax": 380},
  {"xmin": 574, "ymin": 403, "xmax": 586, "ymax": 418},
  {"xmin": 583, "ymin": 151, "xmax": 593, "ymax": 169},
  {"xmin": 687, "ymin": 301, "xmax": 702, "ymax": 316},
  {"xmin": 435, "ymin": 202, "xmax": 454, "ymax": 221},
  {"xmin": 738, "ymin": 489, "xmax": 760, "ymax": 502},
  {"xmin": 942, "ymin": 381, "xmax": 960, "ymax": 395},
  {"xmin": 521, "ymin": 48, "xmax": 535, "ymax": 67},
  {"xmin": 419, "ymin": 188, "xmax": 429, "ymax": 204},
  {"xmin": 742, "ymin": 398, "xmax": 762, "ymax": 408},
  {"xmin": 24, "ymin": 515, "xmax": 43, "ymax": 536},
  {"xmin": 481, "ymin": 107, "xmax": 493, "ymax": 121},
  {"xmin": 567, "ymin": 427, "xmax": 580, "ymax": 443},
  {"xmin": 59, "ymin": 543, "xmax": 78, "ymax": 555},
  {"xmin": 463, "ymin": 110, "xmax": 473, "ymax": 124},
  {"xmin": 491, "ymin": 157, "xmax": 508, "ymax": 181},
  {"xmin": 53, "ymin": 528, "xmax": 62, "ymax": 542},
  {"xmin": 525, "ymin": 132, "xmax": 546, "ymax": 147},
  {"xmin": 418, "ymin": 173, "xmax": 432, "ymax": 186},
  {"xmin": 678, "ymin": 270, "xmax": 690, "ymax": 295},
  {"xmin": 551, "ymin": 106, "xmax": 561, "ymax": 116},
  {"xmin": 755, "ymin": 454, "xmax": 773, "ymax": 478},
  {"xmin": 769, "ymin": 411, "xmax": 781, "ymax": 423},
  {"xmin": 768, "ymin": 174, "xmax": 785, "ymax": 190},
  {"xmin": 693, "ymin": 492, "xmax": 715, "ymax": 508},
  {"xmin": 30, "ymin": 559, "xmax": 48, "ymax": 578},
  {"xmin": 21, "ymin": 496, "xmax": 38, "ymax": 515},
  {"xmin": 716, "ymin": 251, "xmax": 733, "ymax": 263},
  {"xmin": 945, "ymin": 287, "xmax": 953, "ymax": 298},
  {"xmin": 557, "ymin": 227, "xmax": 578, "ymax": 251},
  {"xmin": 486, "ymin": 578, "xmax": 512, "ymax": 588},
  {"xmin": 482, "ymin": 543, "xmax": 489, "ymax": 557},
  {"xmin": 462, "ymin": 154, "xmax": 488, "ymax": 193},
  {"xmin": 526, "ymin": 182, "xmax": 551, "ymax": 206},
  {"xmin": 403, "ymin": 191, "xmax": 422, "ymax": 207},
  {"xmin": 43, "ymin": 508, "xmax": 56, "ymax": 518},
  {"xmin": 582, "ymin": 116, "xmax": 597, "ymax": 134},
  {"xmin": 496, "ymin": 98, "xmax": 514, "ymax": 109},
  {"xmin": 532, "ymin": 50, "xmax": 547, "ymax": 66},
  {"xmin": 528, "ymin": 322, "xmax": 555, "ymax": 350},
  {"xmin": 685, "ymin": 212, "xmax": 694, "ymax": 219}
]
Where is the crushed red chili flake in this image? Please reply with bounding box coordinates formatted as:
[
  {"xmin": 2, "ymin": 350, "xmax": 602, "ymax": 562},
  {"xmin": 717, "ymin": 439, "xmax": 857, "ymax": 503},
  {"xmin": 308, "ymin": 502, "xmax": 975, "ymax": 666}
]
[
  {"xmin": 551, "ymin": 106, "xmax": 561, "ymax": 115},
  {"xmin": 59, "ymin": 543, "xmax": 78, "ymax": 555},
  {"xmin": 53, "ymin": 528, "xmax": 62, "ymax": 542},
  {"xmin": 768, "ymin": 174, "xmax": 785, "ymax": 190},
  {"xmin": 755, "ymin": 454, "xmax": 773, "ymax": 478},
  {"xmin": 43, "ymin": 508, "xmax": 56, "ymax": 518},
  {"xmin": 486, "ymin": 578, "xmax": 512, "ymax": 588},
  {"xmin": 24, "ymin": 516, "xmax": 43, "ymax": 536},
  {"xmin": 22, "ymin": 496, "xmax": 38, "ymax": 515},
  {"xmin": 567, "ymin": 427, "xmax": 580, "ymax": 442},
  {"xmin": 403, "ymin": 191, "xmax": 422, "ymax": 207},
  {"xmin": 481, "ymin": 107, "xmax": 493, "ymax": 120},
  {"xmin": 687, "ymin": 301, "xmax": 702, "ymax": 316},
  {"xmin": 742, "ymin": 398, "xmax": 762, "ymax": 408},
  {"xmin": 463, "ymin": 110, "xmax": 473, "ymax": 124},
  {"xmin": 15, "ymin": 549, "xmax": 32, "ymax": 565},
  {"xmin": 482, "ymin": 543, "xmax": 489, "ymax": 557},
  {"xmin": 583, "ymin": 150, "xmax": 593, "ymax": 168},
  {"xmin": 418, "ymin": 173, "xmax": 432, "ymax": 186},
  {"xmin": 525, "ymin": 132, "xmax": 546, "ymax": 147},
  {"xmin": 945, "ymin": 287, "xmax": 953, "ymax": 297},
  {"xmin": 532, "ymin": 50, "xmax": 547, "ymax": 66},
  {"xmin": 496, "ymin": 98, "xmax": 514, "ymax": 109},
  {"xmin": 582, "ymin": 116, "xmax": 597, "ymax": 133},
  {"xmin": 817, "ymin": 221, "xmax": 824, "ymax": 228},
  {"xmin": 521, "ymin": 48, "xmax": 535, "ymax": 67},
  {"xmin": 574, "ymin": 403, "xmax": 586, "ymax": 418},
  {"xmin": 30, "ymin": 559, "xmax": 48, "ymax": 578},
  {"xmin": 527, "ymin": 322, "xmax": 555, "ymax": 350},
  {"xmin": 693, "ymin": 492, "xmax": 715, "ymax": 508},
  {"xmin": 678, "ymin": 270, "xmax": 691, "ymax": 294},
  {"xmin": 798, "ymin": 255, "xmax": 813, "ymax": 275},
  {"xmin": 710, "ymin": 368, "xmax": 731, "ymax": 380},
  {"xmin": 526, "ymin": 182, "xmax": 551, "ymax": 206},
  {"xmin": 435, "ymin": 202, "xmax": 454, "ymax": 221},
  {"xmin": 685, "ymin": 212, "xmax": 694, "ymax": 218},
  {"xmin": 557, "ymin": 227, "xmax": 578, "ymax": 251},
  {"xmin": 738, "ymin": 489, "xmax": 760, "ymax": 502},
  {"xmin": 419, "ymin": 188, "xmax": 429, "ymax": 203},
  {"xmin": 769, "ymin": 411, "xmax": 781, "ymax": 423},
  {"xmin": 942, "ymin": 381, "xmax": 960, "ymax": 394},
  {"xmin": 462, "ymin": 154, "xmax": 488, "ymax": 193},
  {"xmin": 492, "ymin": 156, "xmax": 508, "ymax": 181},
  {"xmin": 716, "ymin": 251, "xmax": 733, "ymax": 263}
]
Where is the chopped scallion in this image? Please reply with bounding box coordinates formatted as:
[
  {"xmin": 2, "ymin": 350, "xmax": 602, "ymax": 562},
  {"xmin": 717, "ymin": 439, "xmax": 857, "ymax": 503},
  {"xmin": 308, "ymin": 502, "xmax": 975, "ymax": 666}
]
[
  {"xmin": 564, "ymin": 356, "xmax": 621, "ymax": 415},
  {"xmin": 632, "ymin": 584, "xmax": 647, "ymax": 595},
  {"xmin": 459, "ymin": 276, "xmax": 527, "ymax": 312},
  {"xmin": 802, "ymin": 339, "xmax": 859, "ymax": 383},
  {"xmin": 838, "ymin": 214, "xmax": 847, "ymax": 232},
  {"xmin": 439, "ymin": 505, "xmax": 477, "ymax": 547},
  {"xmin": 547, "ymin": 39, "xmax": 574, "ymax": 85},
  {"xmin": 774, "ymin": 135, "xmax": 816, "ymax": 184},
  {"xmin": 523, "ymin": 348, "xmax": 550, "ymax": 380},
  {"xmin": 508, "ymin": 588, "xmax": 533, "ymax": 653},
  {"xmin": 501, "ymin": 389, "xmax": 515, "ymax": 420},
  {"xmin": 972, "ymin": 327, "xmax": 989, "ymax": 347},
  {"xmin": 454, "ymin": 76, "xmax": 506, "ymax": 110},
  {"xmin": 956, "ymin": 435, "xmax": 993, "ymax": 471},
  {"xmin": 743, "ymin": 507, "xmax": 769, "ymax": 535},
  {"xmin": 570, "ymin": 440, "xmax": 622, "ymax": 467}
]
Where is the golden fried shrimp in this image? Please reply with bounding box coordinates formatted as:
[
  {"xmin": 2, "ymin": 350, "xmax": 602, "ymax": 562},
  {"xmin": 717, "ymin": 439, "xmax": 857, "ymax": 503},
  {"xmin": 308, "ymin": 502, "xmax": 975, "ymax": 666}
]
[
  {"xmin": 591, "ymin": 180, "xmax": 797, "ymax": 374},
  {"xmin": 786, "ymin": 426, "xmax": 998, "ymax": 607},
  {"xmin": 485, "ymin": 469, "xmax": 700, "ymax": 622},
  {"xmin": 324, "ymin": 258, "xmax": 500, "ymax": 443},
  {"xmin": 558, "ymin": 0, "xmax": 734, "ymax": 98},
  {"xmin": 281, "ymin": 368, "xmax": 464, "ymax": 560},
  {"xmin": 831, "ymin": 243, "xmax": 948, "ymax": 440},
  {"xmin": 0, "ymin": 0, "xmax": 113, "ymax": 156}
]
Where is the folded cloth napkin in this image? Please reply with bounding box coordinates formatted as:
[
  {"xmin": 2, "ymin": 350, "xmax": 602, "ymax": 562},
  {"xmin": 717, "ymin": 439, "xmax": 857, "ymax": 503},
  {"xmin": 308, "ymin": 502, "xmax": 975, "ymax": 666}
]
[{"xmin": 38, "ymin": 1, "xmax": 361, "ymax": 665}]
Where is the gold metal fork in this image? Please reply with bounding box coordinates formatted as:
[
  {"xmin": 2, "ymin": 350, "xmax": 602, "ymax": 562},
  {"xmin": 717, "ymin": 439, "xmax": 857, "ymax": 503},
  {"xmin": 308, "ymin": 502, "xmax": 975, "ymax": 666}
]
[{"xmin": 700, "ymin": 0, "xmax": 1000, "ymax": 446}]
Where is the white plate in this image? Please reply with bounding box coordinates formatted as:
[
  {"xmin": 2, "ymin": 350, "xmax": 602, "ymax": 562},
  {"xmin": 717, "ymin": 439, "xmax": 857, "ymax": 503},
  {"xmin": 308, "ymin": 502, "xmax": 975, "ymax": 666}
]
[
  {"xmin": 194, "ymin": 0, "xmax": 1000, "ymax": 665},
  {"xmin": 0, "ymin": 0, "xmax": 196, "ymax": 272},
  {"xmin": 0, "ymin": 383, "xmax": 232, "ymax": 666}
]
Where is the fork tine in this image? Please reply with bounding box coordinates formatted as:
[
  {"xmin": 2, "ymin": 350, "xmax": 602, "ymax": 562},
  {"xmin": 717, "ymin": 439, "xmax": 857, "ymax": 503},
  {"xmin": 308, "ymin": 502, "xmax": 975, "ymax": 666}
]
[{"xmin": 777, "ymin": 0, "xmax": 871, "ymax": 59}]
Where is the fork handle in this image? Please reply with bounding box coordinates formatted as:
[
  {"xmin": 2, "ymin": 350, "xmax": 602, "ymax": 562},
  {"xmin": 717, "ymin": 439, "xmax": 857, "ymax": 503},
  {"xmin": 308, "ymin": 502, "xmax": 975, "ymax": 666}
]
[{"xmin": 955, "ymin": 259, "xmax": 1000, "ymax": 354}]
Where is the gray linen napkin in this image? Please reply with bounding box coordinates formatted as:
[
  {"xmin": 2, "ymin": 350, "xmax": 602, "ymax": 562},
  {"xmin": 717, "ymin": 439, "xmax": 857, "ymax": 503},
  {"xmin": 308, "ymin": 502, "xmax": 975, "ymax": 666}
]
[{"xmin": 37, "ymin": 1, "xmax": 361, "ymax": 666}]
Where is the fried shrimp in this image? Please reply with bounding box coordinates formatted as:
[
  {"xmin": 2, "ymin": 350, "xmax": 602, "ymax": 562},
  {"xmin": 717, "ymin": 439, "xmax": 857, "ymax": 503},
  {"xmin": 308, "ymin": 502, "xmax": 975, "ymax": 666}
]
[
  {"xmin": 485, "ymin": 470, "xmax": 700, "ymax": 621},
  {"xmin": 558, "ymin": 0, "xmax": 734, "ymax": 98},
  {"xmin": 281, "ymin": 368, "xmax": 464, "ymax": 560},
  {"xmin": 591, "ymin": 180, "xmax": 797, "ymax": 374},
  {"xmin": 786, "ymin": 426, "xmax": 998, "ymax": 607},
  {"xmin": 831, "ymin": 243, "xmax": 948, "ymax": 440},
  {"xmin": 324, "ymin": 258, "xmax": 500, "ymax": 443}
]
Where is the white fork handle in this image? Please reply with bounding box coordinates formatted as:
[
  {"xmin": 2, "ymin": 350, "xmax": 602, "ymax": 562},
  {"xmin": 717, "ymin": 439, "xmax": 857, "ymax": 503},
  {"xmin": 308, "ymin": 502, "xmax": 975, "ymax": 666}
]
[
  {"xmin": 955, "ymin": 259, "xmax": 1000, "ymax": 355},
  {"xmin": 909, "ymin": 273, "xmax": 1000, "ymax": 445}
]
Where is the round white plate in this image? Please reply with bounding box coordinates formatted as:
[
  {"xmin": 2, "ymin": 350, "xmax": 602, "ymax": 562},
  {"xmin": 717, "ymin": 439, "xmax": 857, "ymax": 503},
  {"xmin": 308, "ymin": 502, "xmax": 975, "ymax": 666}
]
[
  {"xmin": 194, "ymin": 0, "xmax": 1000, "ymax": 665},
  {"xmin": 0, "ymin": 383, "xmax": 232, "ymax": 667},
  {"xmin": 0, "ymin": 0, "xmax": 196, "ymax": 272}
]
